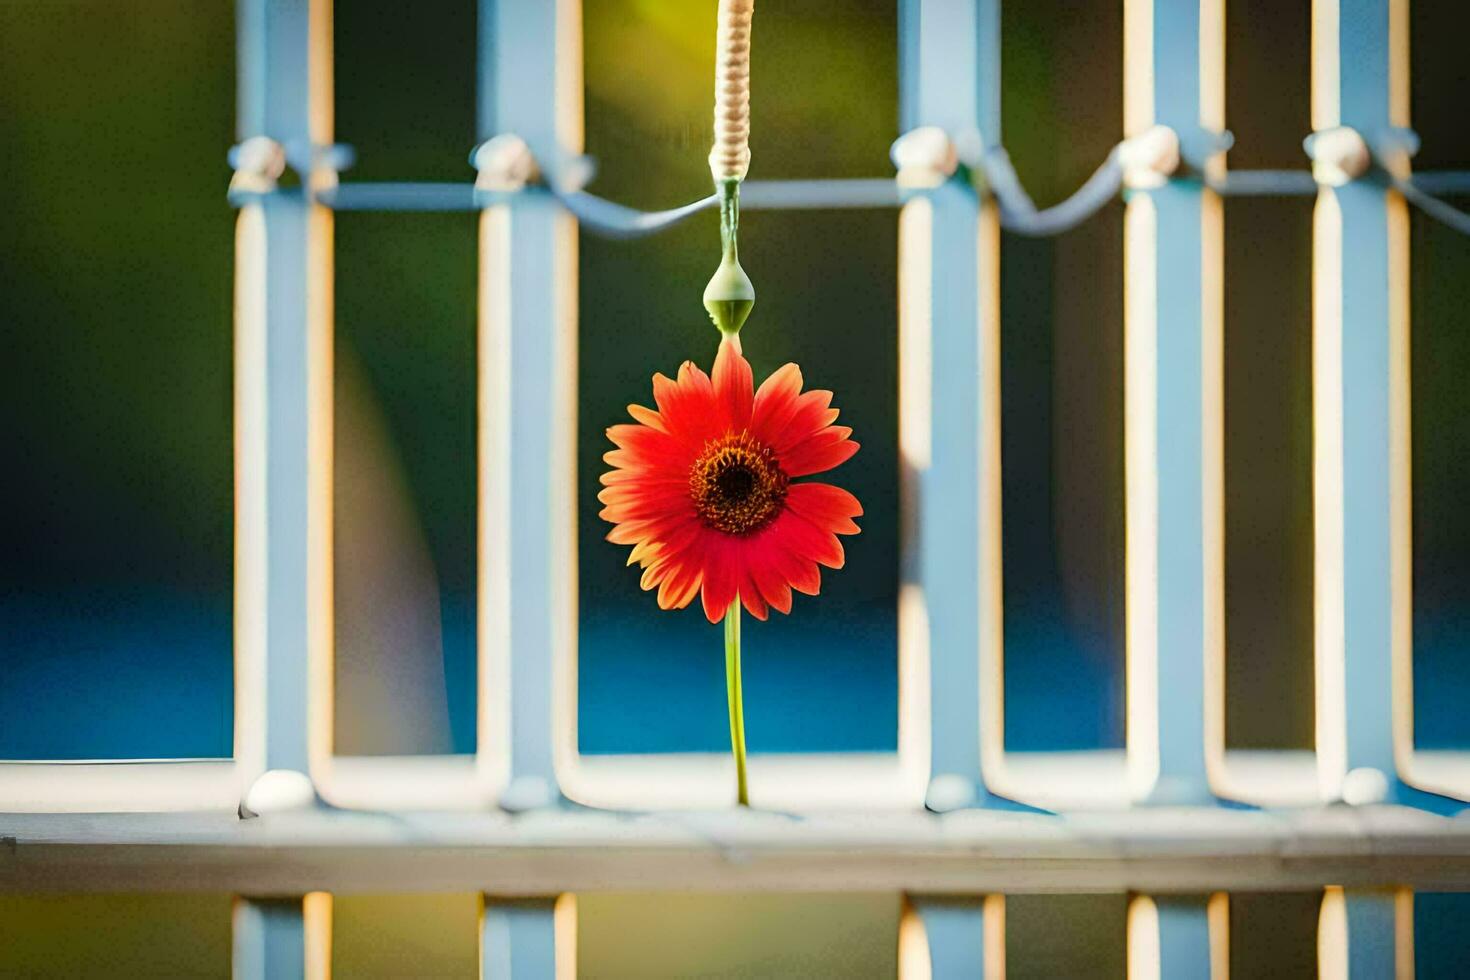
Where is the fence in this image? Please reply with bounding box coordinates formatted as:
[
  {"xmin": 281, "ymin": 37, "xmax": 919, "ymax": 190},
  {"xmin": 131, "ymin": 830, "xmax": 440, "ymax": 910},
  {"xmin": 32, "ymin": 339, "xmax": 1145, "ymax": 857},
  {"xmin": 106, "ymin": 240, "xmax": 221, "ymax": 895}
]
[{"xmin": 3, "ymin": 0, "xmax": 1470, "ymax": 976}]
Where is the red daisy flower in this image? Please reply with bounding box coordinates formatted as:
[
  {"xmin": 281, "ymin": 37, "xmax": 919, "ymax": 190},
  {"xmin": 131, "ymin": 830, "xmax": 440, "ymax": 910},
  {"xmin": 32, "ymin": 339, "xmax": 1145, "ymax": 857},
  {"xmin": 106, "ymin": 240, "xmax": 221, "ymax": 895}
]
[{"xmin": 600, "ymin": 336, "xmax": 863, "ymax": 623}]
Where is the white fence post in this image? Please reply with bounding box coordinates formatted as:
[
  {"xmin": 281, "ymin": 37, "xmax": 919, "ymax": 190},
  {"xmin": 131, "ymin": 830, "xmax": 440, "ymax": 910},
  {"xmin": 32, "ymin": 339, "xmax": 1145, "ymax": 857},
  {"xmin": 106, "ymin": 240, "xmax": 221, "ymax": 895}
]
[
  {"xmin": 1309, "ymin": 0, "xmax": 1421, "ymax": 806},
  {"xmin": 1318, "ymin": 887, "xmax": 1413, "ymax": 979},
  {"xmin": 233, "ymin": 0, "xmax": 335, "ymax": 811},
  {"xmin": 1128, "ymin": 894, "xmax": 1219, "ymax": 979},
  {"xmin": 481, "ymin": 896, "xmax": 572, "ymax": 980},
  {"xmin": 476, "ymin": 0, "xmax": 582, "ymax": 810},
  {"xmin": 232, "ymin": 894, "xmax": 331, "ymax": 980},
  {"xmin": 904, "ymin": 896, "xmax": 1003, "ymax": 980},
  {"xmin": 1121, "ymin": 0, "xmax": 1226, "ymax": 806},
  {"xmin": 899, "ymin": 0, "xmax": 1008, "ymax": 815}
]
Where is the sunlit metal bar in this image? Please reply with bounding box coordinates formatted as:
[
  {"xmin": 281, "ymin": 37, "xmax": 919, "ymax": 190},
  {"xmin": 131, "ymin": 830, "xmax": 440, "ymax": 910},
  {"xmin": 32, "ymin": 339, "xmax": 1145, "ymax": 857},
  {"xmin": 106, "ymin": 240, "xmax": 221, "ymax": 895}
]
[
  {"xmin": 1127, "ymin": 894, "xmax": 1216, "ymax": 979},
  {"xmin": 1155, "ymin": 897, "xmax": 1213, "ymax": 977},
  {"xmin": 231, "ymin": 0, "xmax": 335, "ymax": 813},
  {"xmin": 1121, "ymin": 0, "xmax": 1225, "ymax": 807},
  {"xmin": 898, "ymin": 0, "xmax": 1005, "ymax": 813},
  {"xmin": 476, "ymin": 0, "xmax": 581, "ymax": 812},
  {"xmin": 1311, "ymin": 0, "xmax": 1470, "ymax": 806},
  {"xmin": 480, "ymin": 896, "xmax": 573, "ymax": 980},
  {"xmin": 903, "ymin": 896, "xmax": 1003, "ymax": 979},
  {"xmin": 1317, "ymin": 886, "xmax": 1414, "ymax": 979},
  {"xmin": 1310, "ymin": 0, "xmax": 1417, "ymax": 806},
  {"xmin": 0, "ymin": 0, "xmax": 344, "ymax": 817},
  {"xmin": 232, "ymin": 893, "xmax": 331, "ymax": 980}
]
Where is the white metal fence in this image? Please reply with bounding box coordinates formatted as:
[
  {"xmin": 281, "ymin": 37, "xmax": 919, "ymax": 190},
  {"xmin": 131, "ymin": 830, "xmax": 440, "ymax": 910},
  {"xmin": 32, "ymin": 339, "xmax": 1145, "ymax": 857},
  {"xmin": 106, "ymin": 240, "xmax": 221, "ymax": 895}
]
[{"xmin": 3, "ymin": 0, "xmax": 1470, "ymax": 976}]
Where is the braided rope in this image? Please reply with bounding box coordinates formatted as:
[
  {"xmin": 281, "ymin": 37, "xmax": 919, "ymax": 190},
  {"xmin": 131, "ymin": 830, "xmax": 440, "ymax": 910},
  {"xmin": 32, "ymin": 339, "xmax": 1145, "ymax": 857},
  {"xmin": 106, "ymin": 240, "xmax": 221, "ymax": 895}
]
[{"xmin": 709, "ymin": 0, "xmax": 754, "ymax": 182}]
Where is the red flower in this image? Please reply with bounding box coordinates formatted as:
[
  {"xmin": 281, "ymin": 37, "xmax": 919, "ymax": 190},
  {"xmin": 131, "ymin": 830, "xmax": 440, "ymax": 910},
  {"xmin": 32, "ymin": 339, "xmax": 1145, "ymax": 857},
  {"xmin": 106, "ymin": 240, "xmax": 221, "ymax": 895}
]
[{"xmin": 600, "ymin": 337, "xmax": 863, "ymax": 623}]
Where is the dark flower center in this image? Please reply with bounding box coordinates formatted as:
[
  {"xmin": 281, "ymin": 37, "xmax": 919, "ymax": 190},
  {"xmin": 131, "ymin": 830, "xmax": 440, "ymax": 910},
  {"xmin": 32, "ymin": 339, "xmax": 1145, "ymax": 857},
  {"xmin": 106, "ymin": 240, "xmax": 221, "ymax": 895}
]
[{"xmin": 690, "ymin": 431, "xmax": 788, "ymax": 535}]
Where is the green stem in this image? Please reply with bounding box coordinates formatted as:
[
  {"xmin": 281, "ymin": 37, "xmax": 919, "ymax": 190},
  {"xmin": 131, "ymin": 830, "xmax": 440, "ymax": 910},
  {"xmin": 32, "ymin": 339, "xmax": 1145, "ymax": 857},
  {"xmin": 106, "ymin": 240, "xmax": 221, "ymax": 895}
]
[
  {"xmin": 724, "ymin": 601, "xmax": 750, "ymax": 807},
  {"xmin": 703, "ymin": 179, "xmax": 755, "ymax": 337},
  {"xmin": 718, "ymin": 178, "xmax": 741, "ymax": 263}
]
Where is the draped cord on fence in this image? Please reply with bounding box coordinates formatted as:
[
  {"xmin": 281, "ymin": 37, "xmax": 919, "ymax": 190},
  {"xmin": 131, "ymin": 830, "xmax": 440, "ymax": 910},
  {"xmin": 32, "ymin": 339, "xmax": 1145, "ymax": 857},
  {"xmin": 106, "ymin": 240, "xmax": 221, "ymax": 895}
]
[
  {"xmin": 546, "ymin": 136, "xmax": 1470, "ymax": 240},
  {"xmin": 1392, "ymin": 176, "xmax": 1470, "ymax": 236},
  {"xmin": 238, "ymin": 138, "xmax": 1470, "ymax": 242}
]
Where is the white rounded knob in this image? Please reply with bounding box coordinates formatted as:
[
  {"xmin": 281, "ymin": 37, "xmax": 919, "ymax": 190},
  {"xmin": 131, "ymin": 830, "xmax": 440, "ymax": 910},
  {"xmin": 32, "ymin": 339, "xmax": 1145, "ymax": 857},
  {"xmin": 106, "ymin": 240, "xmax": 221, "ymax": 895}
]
[
  {"xmin": 1305, "ymin": 126, "xmax": 1371, "ymax": 187},
  {"xmin": 473, "ymin": 134, "xmax": 540, "ymax": 192},
  {"xmin": 1341, "ymin": 767, "xmax": 1391, "ymax": 806},
  {"xmin": 891, "ymin": 127, "xmax": 959, "ymax": 189},
  {"xmin": 229, "ymin": 136, "xmax": 287, "ymax": 195},
  {"xmin": 241, "ymin": 769, "xmax": 316, "ymax": 817},
  {"xmin": 1118, "ymin": 124, "xmax": 1180, "ymax": 189}
]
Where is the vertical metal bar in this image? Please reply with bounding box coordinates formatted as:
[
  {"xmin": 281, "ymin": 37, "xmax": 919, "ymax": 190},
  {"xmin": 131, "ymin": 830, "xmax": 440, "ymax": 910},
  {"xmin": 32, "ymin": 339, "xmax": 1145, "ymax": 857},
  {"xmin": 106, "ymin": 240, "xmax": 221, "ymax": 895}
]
[
  {"xmin": 236, "ymin": 0, "xmax": 335, "ymax": 806},
  {"xmin": 904, "ymin": 896, "xmax": 1003, "ymax": 980},
  {"xmin": 1344, "ymin": 891, "xmax": 1399, "ymax": 978},
  {"xmin": 477, "ymin": 0, "xmax": 581, "ymax": 810},
  {"xmin": 899, "ymin": 0, "xmax": 1008, "ymax": 812},
  {"xmin": 1122, "ymin": 0, "xmax": 1223, "ymax": 804},
  {"xmin": 1318, "ymin": 886, "xmax": 1414, "ymax": 979},
  {"xmin": 1152, "ymin": 899, "xmax": 1211, "ymax": 980},
  {"xmin": 1156, "ymin": 896, "xmax": 1214, "ymax": 979},
  {"xmin": 481, "ymin": 896, "xmax": 573, "ymax": 980},
  {"xmin": 236, "ymin": 0, "xmax": 267, "ymax": 141},
  {"xmin": 905, "ymin": 0, "xmax": 999, "ymax": 147},
  {"xmin": 1208, "ymin": 892, "xmax": 1230, "ymax": 979},
  {"xmin": 233, "ymin": 893, "xmax": 331, "ymax": 980},
  {"xmin": 1311, "ymin": 0, "xmax": 1416, "ymax": 804},
  {"xmin": 1129, "ymin": 895, "xmax": 1217, "ymax": 980}
]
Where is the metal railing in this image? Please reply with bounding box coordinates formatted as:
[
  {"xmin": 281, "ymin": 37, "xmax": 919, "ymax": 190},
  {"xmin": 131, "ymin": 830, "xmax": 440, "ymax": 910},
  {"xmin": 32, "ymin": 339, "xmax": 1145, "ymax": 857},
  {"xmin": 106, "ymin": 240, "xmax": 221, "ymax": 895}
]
[{"xmin": 4, "ymin": 0, "xmax": 1470, "ymax": 976}]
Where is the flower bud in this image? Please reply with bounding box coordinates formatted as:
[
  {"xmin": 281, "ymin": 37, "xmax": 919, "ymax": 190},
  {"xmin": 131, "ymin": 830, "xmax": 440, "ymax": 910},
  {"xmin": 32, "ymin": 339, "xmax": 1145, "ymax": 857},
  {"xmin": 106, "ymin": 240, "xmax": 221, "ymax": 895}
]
[{"xmin": 703, "ymin": 252, "xmax": 755, "ymax": 336}]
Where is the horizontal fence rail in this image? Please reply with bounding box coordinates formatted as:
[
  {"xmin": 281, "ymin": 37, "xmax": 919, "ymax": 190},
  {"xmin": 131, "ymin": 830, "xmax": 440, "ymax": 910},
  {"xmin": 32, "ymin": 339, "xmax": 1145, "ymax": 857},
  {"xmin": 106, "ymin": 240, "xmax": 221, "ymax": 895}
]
[
  {"xmin": 6, "ymin": 0, "xmax": 1470, "ymax": 974},
  {"xmin": 7, "ymin": 808, "xmax": 1470, "ymax": 895}
]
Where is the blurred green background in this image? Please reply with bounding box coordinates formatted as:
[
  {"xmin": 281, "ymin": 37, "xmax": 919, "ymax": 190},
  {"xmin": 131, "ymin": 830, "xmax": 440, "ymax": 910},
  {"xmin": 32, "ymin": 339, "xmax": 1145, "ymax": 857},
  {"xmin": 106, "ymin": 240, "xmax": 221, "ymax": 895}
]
[{"xmin": 2, "ymin": 0, "xmax": 1470, "ymax": 974}]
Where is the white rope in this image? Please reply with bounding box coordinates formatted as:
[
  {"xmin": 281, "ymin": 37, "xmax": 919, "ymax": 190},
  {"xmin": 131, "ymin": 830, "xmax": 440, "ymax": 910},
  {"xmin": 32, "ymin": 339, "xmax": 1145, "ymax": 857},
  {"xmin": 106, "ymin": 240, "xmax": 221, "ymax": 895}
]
[{"xmin": 709, "ymin": 0, "xmax": 754, "ymax": 182}]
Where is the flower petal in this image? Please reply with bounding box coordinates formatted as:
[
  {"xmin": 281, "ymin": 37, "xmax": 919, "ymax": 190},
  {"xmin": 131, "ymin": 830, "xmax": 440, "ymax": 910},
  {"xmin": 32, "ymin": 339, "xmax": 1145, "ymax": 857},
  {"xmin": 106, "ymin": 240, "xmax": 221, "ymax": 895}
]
[
  {"xmin": 770, "ymin": 389, "xmax": 838, "ymax": 455},
  {"xmin": 606, "ymin": 423, "xmax": 688, "ymax": 462},
  {"xmin": 598, "ymin": 494, "xmax": 691, "ymax": 524},
  {"xmin": 712, "ymin": 336, "xmax": 754, "ymax": 431},
  {"xmin": 605, "ymin": 514, "xmax": 693, "ymax": 546},
  {"xmin": 779, "ymin": 424, "xmax": 857, "ymax": 477},
  {"xmin": 652, "ymin": 363, "xmax": 718, "ymax": 444},
  {"xmin": 739, "ymin": 581, "xmax": 769, "ymax": 620},
  {"xmin": 771, "ymin": 509, "xmax": 845, "ymax": 569},
  {"xmin": 700, "ymin": 537, "xmax": 740, "ymax": 623},
  {"xmin": 657, "ymin": 557, "xmax": 703, "ymax": 610},
  {"xmin": 746, "ymin": 546, "xmax": 795, "ymax": 614},
  {"xmin": 785, "ymin": 482, "xmax": 863, "ymax": 535},
  {"xmin": 602, "ymin": 448, "xmax": 686, "ymax": 478},
  {"xmin": 773, "ymin": 544, "xmax": 823, "ymax": 595},
  {"xmin": 626, "ymin": 403, "xmax": 667, "ymax": 432},
  {"xmin": 597, "ymin": 479, "xmax": 689, "ymax": 506},
  {"xmin": 749, "ymin": 363, "xmax": 803, "ymax": 445}
]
